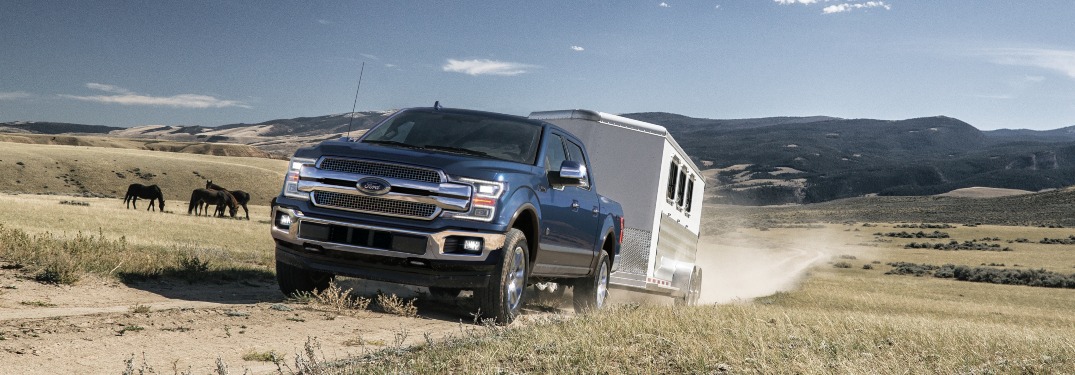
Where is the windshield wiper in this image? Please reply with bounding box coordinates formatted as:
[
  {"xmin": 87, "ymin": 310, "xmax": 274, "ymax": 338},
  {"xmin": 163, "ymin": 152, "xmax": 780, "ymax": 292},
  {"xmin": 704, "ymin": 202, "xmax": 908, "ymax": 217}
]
[
  {"xmin": 363, "ymin": 140, "xmax": 421, "ymax": 149},
  {"xmin": 420, "ymin": 145, "xmax": 492, "ymax": 158}
]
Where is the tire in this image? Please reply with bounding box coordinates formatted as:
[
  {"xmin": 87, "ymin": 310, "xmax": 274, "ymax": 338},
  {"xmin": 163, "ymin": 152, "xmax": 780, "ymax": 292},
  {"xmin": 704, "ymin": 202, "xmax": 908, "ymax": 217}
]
[
  {"xmin": 477, "ymin": 229, "xmax": 529, "ymax": 325},
  {"xmin": 573, "ymin": 251, "xmax": 610, "ymax": 313},
  {"xmin": 428, "ymin": 287, "xmax": 462, "ymax": 299},
  {"xmin": 275, "ymin": 260, "xmax": 334, "ymax": 297},
  {"xmin": 675, "ymin": 266, "xmax": 703, "ymax": 306}
]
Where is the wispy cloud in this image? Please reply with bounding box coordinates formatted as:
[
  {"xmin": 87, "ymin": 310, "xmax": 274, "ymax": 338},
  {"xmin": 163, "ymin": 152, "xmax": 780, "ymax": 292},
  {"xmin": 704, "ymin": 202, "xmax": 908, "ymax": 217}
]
[
  {"xmin": 823, "ymin": 1, "xmax": 891, "ymax": 14},
  {"xmin": 659, "ymin": 2, "xmax": 670, "ymax": 8},
  {"xmin": 360, "ymin": 54, "xmax": 380, "ymax": 61},
  {"xmin": 62, "ymin": 83, "xmax": 250, "ymax": 109},
  {"xmin": 986, "ymin": 48, "xmax": 1075, "ymax": 79},
  {"xmin": 775, "ymin": 0, "xmax": 891, "ymax": 14},
  {"xmin": 571, "ymin": 46, "xmax": 585, "ymax": 52},
  {"xmin": 442, "ymin": 59, "xmax": 537, "ymax": 76},
  {"xmin": 0, "ymin": 91, "xmax": 33, "ymax": 100},
  {"xmin": 317, "ymin": 19, "xmax": 332, "ymax": 25}
]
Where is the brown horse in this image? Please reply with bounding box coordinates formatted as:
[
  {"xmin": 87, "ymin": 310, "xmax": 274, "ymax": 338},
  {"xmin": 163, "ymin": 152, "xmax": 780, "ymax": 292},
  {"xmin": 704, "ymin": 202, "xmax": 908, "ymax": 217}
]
[
  {"xmin": 205, "ymin": 180, "xmax": 250, "ymax": 220},
  {"xmin": 188, "ymin": 188, "xmax": 237, "ymax": 218},
  {"xmin": 124, "ymin": 184, "xmax": 165, "ymax": 212}
]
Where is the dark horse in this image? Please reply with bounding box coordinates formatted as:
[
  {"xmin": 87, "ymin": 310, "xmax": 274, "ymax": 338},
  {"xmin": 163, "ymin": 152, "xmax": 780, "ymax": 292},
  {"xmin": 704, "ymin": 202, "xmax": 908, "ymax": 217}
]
[
  {"xmin": 124, "ymin": 184, "xmax": 165, "ymax": 212},
  {"xmin": 188, "ymin": 188, "xmax": 238, "ymax": 218},
  {"xmin": 205, "ymin": 180, "xmax": 250, "ymax": 220}
]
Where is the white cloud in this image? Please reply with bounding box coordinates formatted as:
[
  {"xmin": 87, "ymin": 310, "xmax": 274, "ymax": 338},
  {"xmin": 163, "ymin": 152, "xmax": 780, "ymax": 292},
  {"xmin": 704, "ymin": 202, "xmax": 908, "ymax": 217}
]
[
  {"xmin": 659, "ymin": 2, "xmax": 670, "ymax": 7},
  {"xmin": 85, "ymin": 82, "xmax": 132, "ymax": 94},
  {"xmin": 823, "ymin": 2, "xmax": 891, "ymax": 14},
  {"xmin": 385, "ymin": 63, "xmax": 397, "ymax": 68},
  {"xmin": 442, "ymin": 59, "xmax": 537, "ymax": 76},
  {"xmin": 571, "ymin": 46, "xmax": 585, "ymax": 52},
  {"xmin": 776, "ymin": 0, "xmax": 890, "ymax": 14},
  {"xmin": 987, "ymin": 48, "xmax": 1075, "ymax": 79},
  {"xmin": 360, "ymin": 54, "xmax": 380, "ymax": 61},
  {"xmin": 1024, "ymin": 75, "xmax": 1046, "ymax": 83},
  {"xmin": 62, "ymin": 83, "xmax": 250, "ymax": 109},
  {"xmin": 0, "ymin": 91, "xmax": 33, "ymax": 100},
  {"xmin": 318, "ymin": 19, "xmax": 332, "ymax": 25}
]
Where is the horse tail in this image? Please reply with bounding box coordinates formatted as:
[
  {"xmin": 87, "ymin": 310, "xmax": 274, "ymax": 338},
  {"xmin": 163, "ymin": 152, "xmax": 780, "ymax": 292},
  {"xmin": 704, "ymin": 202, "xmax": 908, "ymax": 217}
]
[{"xmin": 188, "ymin": 190, "xmax": 198, "ymax": 215}]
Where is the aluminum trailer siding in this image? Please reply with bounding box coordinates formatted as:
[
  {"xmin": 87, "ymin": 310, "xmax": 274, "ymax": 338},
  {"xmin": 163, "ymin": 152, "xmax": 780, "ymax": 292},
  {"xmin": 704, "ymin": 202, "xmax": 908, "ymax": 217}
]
[{"xmin": 529, "ymin": 110, "xmax": 705, "ymax": 298}]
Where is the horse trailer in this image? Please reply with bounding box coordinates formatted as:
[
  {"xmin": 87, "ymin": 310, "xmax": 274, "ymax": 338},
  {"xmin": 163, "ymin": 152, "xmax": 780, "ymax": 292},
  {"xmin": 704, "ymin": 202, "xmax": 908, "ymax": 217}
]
[{"xmin": 528, "ymin": 109, "xmax": 705, "ymax": 304}]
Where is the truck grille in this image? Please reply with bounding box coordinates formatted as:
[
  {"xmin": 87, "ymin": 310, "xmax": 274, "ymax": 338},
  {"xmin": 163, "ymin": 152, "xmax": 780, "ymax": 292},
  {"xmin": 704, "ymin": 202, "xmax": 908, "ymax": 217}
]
[
  {"xmin": 312, "ymin": 191, "xmax": 438, "ymax": 219},
  {"xmin": 319, "ymin": 158, "xmax": 442, "ymax": 183}
]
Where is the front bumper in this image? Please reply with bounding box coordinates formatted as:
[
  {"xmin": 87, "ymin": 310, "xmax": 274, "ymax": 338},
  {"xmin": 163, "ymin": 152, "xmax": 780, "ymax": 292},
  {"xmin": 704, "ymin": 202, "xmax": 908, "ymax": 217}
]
[{"xmin": 271, "ymin": 206, "xmax": 507, "ymax": 288}]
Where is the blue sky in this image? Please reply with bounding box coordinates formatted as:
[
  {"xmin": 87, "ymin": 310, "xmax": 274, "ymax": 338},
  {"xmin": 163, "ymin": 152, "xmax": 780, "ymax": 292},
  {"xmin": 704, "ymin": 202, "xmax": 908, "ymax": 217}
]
[{"xmin": 1, "ymin": 1, "xmax": 1073, "ymax": 130}]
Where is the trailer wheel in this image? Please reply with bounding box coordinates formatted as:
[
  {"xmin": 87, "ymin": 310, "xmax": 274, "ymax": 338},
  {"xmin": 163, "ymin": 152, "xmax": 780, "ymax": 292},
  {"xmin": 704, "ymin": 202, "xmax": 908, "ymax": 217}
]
[
  {"xmin": 477, "ymin": 229, "xmax": 529, "ymax": 325},
  {"xmin": 275, "ymin": 260, "xmax": 334, "ymax": 297},
  {"xmin": 675, "ymin": 266, "xmax": 703, "ymax": 306},
  {"xmin": 573, "ymin": 251, "xmax": 610, "ymax": 313}
]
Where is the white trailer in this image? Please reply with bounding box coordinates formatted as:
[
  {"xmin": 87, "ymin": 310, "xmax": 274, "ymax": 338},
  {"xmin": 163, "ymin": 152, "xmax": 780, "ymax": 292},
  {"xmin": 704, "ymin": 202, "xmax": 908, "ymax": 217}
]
[{"xmin": 529, "ymin": 109, "xmax": 705, "ymax": 304}]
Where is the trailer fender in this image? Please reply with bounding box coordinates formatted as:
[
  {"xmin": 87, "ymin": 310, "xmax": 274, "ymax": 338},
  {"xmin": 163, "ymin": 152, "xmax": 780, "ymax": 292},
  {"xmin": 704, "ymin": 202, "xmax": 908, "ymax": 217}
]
[{"xmin": 670, "ymin": 261, "xmax": 696, "ymax": 298}]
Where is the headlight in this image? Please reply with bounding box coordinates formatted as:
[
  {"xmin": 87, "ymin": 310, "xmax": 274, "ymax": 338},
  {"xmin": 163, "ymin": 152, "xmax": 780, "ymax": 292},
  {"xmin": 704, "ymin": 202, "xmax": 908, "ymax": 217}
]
[
  {"xmin": 443, "ymin": 177, "xmax": 504, "ymax": 222},
  {"xmin": 283, "ymin": 157, "xmax": 316, "ymax": 200}
]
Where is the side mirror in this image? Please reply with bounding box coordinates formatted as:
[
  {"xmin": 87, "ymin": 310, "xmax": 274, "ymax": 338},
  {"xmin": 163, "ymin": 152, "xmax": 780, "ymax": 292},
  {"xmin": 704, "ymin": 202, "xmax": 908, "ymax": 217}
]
[{"xmin": 555, "ymin": 160, "xmax": 588, "ymax": 187}]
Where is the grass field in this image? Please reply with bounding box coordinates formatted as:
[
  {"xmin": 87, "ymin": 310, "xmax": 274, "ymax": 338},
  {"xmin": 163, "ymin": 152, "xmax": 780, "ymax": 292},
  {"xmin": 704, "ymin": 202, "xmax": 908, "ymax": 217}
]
[
  {"xmin": 2, "ymin": 140, "xmax": 1074, "ymax": 373},
  {"xmin": 320, "ymin": 224, "xmax": 1075, "ymax": 374},
  {"xmin": 0, "ymin": 139, "xmax": 286, "ymax": 204}
]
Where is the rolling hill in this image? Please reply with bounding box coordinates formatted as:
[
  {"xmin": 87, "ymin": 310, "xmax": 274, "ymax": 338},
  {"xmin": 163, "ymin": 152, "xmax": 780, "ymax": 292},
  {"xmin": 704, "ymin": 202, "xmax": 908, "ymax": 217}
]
[{"xmin": 3, "ymin": 110, "xmax": 1073, "ymax": 205}]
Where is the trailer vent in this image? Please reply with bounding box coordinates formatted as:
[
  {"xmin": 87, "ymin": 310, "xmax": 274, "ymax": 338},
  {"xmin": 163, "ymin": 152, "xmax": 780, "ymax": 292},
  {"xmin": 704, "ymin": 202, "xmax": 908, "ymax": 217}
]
[
  {"xmin": 312, "ymin": 191, "xmax": 438, "ymax": 219},
  {"xmin": 319, "ymin": 158, "xmax": 442, "ymax": 183},
  {"xmin": 619, "ymin": 228, "xmax": 652, "ymax": 275}
]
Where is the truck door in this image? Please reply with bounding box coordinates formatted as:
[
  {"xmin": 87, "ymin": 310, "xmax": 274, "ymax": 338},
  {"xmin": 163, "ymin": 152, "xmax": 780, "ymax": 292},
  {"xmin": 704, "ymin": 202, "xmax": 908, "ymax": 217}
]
[
  {"xmin": 534, "ymin": 133, "xmax": 598, "ymax": 276},
  {"xmin": 563, "ymin": 138, "xmax": 600, "ymax": 257}
]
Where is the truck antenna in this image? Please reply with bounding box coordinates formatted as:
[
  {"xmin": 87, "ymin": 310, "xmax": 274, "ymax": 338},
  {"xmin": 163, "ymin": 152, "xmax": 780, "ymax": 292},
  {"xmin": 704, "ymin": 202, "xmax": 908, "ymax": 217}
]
[{"xmin": 345, "ymin": 61, "xmax": 366, "ymax": 141}]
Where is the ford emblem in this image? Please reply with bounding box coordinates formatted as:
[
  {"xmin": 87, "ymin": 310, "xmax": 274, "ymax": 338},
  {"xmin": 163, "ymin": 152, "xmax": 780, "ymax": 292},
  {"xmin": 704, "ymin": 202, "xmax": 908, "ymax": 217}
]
[{"xmin": 356, "ymin": 177, "xmax": 391, "ymax": 196}]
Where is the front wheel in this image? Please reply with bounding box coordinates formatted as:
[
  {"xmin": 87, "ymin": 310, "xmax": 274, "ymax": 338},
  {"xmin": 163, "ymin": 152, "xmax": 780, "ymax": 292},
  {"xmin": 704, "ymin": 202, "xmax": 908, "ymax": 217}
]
[
  {"xmin": 573, "ymin": 251, "xmax": 610, "ymax": 313},
  {"xmin": 477, "ymin": 229, "xmax": 529, "ymax": 325},
  {"xmin": 276, "ymin": 260, "xmax": 334, "ymax": 297}
]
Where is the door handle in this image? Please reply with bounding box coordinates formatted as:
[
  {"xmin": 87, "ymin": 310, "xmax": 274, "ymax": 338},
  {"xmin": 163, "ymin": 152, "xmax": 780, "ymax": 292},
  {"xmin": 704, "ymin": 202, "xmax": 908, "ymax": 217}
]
[
  {"xmin": 571, "ymin": 200, "xmax": 580, "ymax": 210},
  {"xmin": 592, "ymin": 206, "xmax": 600, "ymax": 216}
]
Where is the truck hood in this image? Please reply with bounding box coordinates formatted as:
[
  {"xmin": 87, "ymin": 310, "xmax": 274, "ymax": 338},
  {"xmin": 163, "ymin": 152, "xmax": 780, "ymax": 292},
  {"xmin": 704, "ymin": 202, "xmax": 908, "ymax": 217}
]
[{"xmin": 303, "ymin": 139, "xmax": 537, "ymax": 181}]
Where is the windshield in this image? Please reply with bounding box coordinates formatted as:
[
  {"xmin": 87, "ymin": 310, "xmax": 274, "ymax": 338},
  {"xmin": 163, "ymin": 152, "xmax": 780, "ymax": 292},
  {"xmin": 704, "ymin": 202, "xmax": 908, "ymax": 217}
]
[{"xmin": 361, "ymin": 110, "xmax": 543, "ymax": 164}]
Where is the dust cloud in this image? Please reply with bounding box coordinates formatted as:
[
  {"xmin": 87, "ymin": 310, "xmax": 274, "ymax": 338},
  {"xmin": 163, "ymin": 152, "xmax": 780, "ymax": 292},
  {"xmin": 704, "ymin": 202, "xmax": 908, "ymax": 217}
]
[{"xmin": 695, "ymin": 227, "xmax": 862, "ymax": 304}]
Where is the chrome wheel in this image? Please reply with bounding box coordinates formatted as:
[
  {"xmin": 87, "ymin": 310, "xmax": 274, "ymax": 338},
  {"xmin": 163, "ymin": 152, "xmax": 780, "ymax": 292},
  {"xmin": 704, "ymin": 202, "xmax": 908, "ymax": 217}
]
[
  {"xmin": 595, "ymin": 261, "xmax": 609, "ymax": 309},
  {"xmin": 506, "ymin": 245, "xmax": 526, "ymax": 311}
]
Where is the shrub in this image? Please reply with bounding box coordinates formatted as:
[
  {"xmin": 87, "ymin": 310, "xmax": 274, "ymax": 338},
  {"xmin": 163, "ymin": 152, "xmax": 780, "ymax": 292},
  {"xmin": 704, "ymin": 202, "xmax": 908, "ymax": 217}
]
[
  {"xmin": 377, "ymin": 293, "xmax": 418, "ymax": 317},
  {"xmin": 832, "ymin": 262, "xmax": 852, "ymax": 269}
]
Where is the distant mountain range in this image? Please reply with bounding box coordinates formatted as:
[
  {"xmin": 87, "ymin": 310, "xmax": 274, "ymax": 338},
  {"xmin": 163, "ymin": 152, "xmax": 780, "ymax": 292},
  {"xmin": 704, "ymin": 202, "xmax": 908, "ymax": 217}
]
[{"xmin": 2, "ymin": 111, "xmax": 1073, "ymax": 205}]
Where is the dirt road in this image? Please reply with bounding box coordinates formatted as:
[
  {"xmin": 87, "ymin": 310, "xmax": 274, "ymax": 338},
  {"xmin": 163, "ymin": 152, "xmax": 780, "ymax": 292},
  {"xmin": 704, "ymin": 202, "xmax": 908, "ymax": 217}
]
[{"xmin": 0, "ymin": 264, "xmax": 554, "ymax": 374}]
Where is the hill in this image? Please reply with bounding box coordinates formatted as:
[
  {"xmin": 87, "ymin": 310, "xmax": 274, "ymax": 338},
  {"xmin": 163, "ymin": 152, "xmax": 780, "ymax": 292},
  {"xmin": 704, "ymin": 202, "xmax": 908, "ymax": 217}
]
[
  {"xmin": 622, "ymin": 113, "xmax": 1075, "ymax": 205},
  {"xmin": 0, "ymin": 141, "xmax": 286, "ymax": 205},
  {"xmin": 6, "ymin": 110, "xmax": 1075, "ymax": 205}
]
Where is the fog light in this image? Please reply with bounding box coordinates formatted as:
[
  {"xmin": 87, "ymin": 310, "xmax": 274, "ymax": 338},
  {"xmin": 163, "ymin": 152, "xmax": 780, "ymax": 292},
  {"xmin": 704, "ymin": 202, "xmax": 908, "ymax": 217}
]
[
  {"xmin": 462, "ymin": 238, "xmax": 483, "ymax": 253},
  {"xmin": 277, "ymin": 214, "xmax": 293, "ymax": 228}
]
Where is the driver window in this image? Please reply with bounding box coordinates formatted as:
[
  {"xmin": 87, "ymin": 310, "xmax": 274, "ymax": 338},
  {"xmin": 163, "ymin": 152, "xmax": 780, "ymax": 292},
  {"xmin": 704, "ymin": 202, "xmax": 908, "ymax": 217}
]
[
  {"xmin": 564, "ymin": 140, "xmax": 590, "ymax": 189},
  {"xmin": 544, "ymin": 134, "xmax": 568, "ymax": 173}
]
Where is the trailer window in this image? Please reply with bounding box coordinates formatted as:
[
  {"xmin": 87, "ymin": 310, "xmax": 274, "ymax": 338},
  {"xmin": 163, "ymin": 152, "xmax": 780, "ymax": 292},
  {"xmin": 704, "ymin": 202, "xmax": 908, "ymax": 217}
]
[
  {"xmin": 675, "ymin": 170, "xmax": 687, "ymax": 207},
  {"xmin": 684, "ymin": 176, "xmax": 695, "ymax": 214},
  {"xmin": 666, "ymin": 161, "xmax": 679, "ymax": 202}
]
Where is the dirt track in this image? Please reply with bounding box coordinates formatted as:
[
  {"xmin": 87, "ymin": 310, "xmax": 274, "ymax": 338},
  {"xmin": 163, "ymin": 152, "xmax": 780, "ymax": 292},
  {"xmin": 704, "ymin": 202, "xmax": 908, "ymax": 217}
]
[{"xmin": 0, "ymin": 266, "xmax": 534, "ymax": 374}]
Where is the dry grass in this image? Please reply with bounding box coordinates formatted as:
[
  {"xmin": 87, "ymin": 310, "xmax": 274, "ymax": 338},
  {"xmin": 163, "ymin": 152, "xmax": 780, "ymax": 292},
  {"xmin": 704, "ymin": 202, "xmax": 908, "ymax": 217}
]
[
  {"xmin": 0, "ymin": 193, "xmax": 276, "ymax": 283},
  {"xmin": 0, "ymin": 140, "xmax": 286, "ymax": 203},
  {"xmin": 375, "ymin": 293, "xmax": 418, "ymax": 318},
  {"xmin": 283, "ymin": 224, "xmax": 1075, "ymax": 374},
  {"xmin": 291, "ymin": 282, "xmax": 372, "ymax": 314}
]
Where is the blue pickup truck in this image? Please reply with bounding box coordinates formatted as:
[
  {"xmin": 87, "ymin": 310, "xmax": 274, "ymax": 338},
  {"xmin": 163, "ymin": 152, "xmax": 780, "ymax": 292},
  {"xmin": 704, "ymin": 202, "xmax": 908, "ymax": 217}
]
[{"xmin": 270, "ymin": 106, "xmax": 624, "ymax": 323}]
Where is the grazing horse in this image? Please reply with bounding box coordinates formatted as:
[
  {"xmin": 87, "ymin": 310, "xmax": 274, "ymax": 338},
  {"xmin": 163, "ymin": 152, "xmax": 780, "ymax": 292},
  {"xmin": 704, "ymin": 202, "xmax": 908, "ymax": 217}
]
[
  {"xmin": 205, "ymin": 180, "xmax": 251, "ymax": 220},
  {"xmin": 188, "ymin": 188, "xmax": 238, "ymax": 218},
  {"xmin": 124, "ymin": 184, "xmax": 166, "ymax": 212}
]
